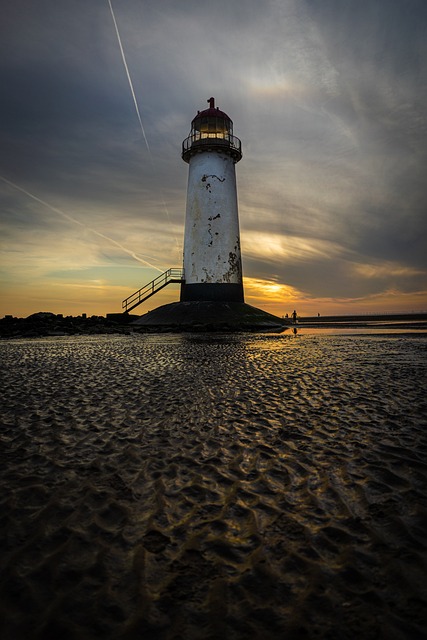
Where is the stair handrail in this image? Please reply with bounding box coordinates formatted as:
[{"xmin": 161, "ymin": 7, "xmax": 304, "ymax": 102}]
[{"xmin": 122, "ymin": 267, "xmax": 184, "ymax": 313}]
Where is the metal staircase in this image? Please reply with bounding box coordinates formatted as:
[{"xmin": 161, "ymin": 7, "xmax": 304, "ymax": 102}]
[{"xmin": 122, "ymin": 268, "xmax": 184, "ymax": 313}]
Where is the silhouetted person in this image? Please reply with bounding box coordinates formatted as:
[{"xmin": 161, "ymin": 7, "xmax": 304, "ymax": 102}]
[{"xmin": 292, "ymin": 309, "xmax": 297, "ymax": 324}]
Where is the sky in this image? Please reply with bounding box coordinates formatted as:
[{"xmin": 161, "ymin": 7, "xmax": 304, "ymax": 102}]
[{"xmin": 1, "ymin": 0, "xmax": 427, "ymax": 318}]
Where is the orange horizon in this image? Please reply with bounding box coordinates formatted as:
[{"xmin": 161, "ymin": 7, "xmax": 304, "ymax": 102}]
[{"xmin": 2, "ymin": 284, "xmax": 426, "ymax": 320}]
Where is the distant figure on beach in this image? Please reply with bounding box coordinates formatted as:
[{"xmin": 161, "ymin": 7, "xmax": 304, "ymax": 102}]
[{"xmin": 292, "ymin": 309, "xmax": 297, "ymax": 324}]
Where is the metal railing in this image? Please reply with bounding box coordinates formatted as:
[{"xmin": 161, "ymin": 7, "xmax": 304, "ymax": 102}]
[
  {"xmin": 122, "ymin": 268, "xmax": 184, "ymax": 313},
  {"xmin": 182, "ymin": 133, "xmax": 242, "ymax": 161}
]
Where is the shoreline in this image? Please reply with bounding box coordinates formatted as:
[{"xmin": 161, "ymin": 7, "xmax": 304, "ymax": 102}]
[
  {"xmin": 294, "ymin": 312, "xmax": 427, "ymax": 329},
  {"xmin": 1, "ymin": 311, "xmax": 427, "ymax": 338}
]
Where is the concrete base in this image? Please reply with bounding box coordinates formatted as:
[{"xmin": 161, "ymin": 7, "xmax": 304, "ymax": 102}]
[{"xmin": 132, "ymin": 301, "xmax": 289, "ymax": 332}]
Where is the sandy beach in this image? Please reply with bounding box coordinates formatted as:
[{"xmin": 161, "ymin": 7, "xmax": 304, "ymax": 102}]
[{"xmin": 1, "ymin": 332, "xmax": 426, "ymax": 639}]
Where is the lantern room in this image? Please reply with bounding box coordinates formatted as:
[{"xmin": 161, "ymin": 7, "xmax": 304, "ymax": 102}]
[{"xmin": 182, "ymin": 97, "xmax": 242, "ymax": 163}]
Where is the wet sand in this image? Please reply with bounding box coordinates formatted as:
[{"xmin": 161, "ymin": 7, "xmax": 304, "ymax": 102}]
[{"xmin": 1, "ymin": 333, "xmax": 426, "ymax": 639}]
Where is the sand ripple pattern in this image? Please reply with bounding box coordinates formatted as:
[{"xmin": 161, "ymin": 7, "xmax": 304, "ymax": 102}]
[{"xmin": 1, "ymin": 333, "xmax": 427, "ymax": 639}]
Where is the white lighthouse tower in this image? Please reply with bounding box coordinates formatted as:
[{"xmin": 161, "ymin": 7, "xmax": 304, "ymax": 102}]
[
  {"xmin": 180, "ymin": 97, "xmax": 243, "ymax": 303},
  {"xmin": 128, "ymin": 97, "xmax": 287, "ymax": 331}
]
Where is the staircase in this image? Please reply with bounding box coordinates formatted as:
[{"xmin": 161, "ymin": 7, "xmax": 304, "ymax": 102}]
[{"xmin": 122, "ymin": 268, "xmax": 184, "ymax": 313}]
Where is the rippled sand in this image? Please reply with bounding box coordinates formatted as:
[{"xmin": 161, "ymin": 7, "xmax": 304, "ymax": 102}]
[{"xmin": 1, "ymin": 333, "xmax": 427, "ymax": 639}]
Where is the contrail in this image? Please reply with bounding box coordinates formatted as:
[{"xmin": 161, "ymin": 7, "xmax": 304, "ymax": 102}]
[
  {"xmin": 107, "ymin": 0, "xmax": 181, "ymax": 260},
  {"xmin": 108, "ymin": 0, "xmax": 150, "ymax": 153},
  {"xmin": 0, "ymin": 175, "xmax": 163, "ymax": 272}
]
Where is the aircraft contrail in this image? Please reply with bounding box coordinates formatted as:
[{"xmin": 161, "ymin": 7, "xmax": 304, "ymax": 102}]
[
  {"xmin": 107, "ymin": 0, "xmax": 181, "ymax": 259},
  {"xmin": 108, "ymin": 0, "xmax": 150, "ymax": 153},
  {"xmin": 0, "ymin": 175, "xmax": 164, "ymax": 272}
]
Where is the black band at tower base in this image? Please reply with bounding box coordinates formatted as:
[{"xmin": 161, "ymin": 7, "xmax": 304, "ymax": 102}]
[{"xmin": 180, "ymin": 282, "xmax": 244, "ymax": 303}]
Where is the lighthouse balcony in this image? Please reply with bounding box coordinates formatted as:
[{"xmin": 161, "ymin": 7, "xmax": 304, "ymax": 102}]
[{"xmin": 182, "ymin": 132, "xmax": 242, "ymax": 163}]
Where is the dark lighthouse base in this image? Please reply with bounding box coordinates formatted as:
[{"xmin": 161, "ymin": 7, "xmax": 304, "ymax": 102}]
[
  {"xmin": 180, "ymin": 282, "xmax": 244, "ymax": 303},
  {"xmin": 131, "ymin": 301, "xmax": 289, "ymax": 333}
]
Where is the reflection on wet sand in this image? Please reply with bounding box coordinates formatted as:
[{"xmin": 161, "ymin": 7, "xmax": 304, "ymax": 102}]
[{"xmin": 1, "ymin": 333, "xmax": 426, "ymax": 639}]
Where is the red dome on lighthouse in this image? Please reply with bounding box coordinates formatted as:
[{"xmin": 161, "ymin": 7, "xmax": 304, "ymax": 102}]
[{"xmin": 192, "ymin": 97, "xmax": 232, "ymax": 127}]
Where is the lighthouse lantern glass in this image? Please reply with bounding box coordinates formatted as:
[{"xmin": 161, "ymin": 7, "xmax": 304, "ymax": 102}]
[
  {"xmin": 195, "ymin": 116, "xmax": 231, "ymax": 136},
  {"xmin": 192, "ymin": 115, "xmax": 233, "ymax": 141}
]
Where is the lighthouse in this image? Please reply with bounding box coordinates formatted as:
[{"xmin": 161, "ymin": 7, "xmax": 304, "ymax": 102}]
[
  {"xmin": 180, "ymin": 97, "xmax": 243, "ymax": 303},
  {"xmin": 128, "ymin": 97, "xmax": 287, "ymax": 332}
]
